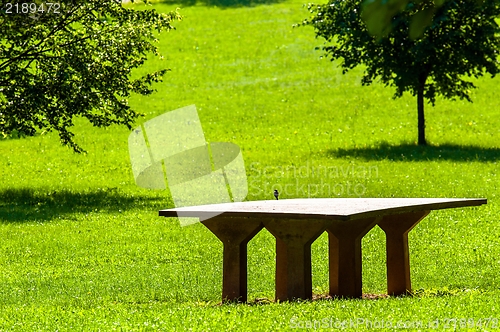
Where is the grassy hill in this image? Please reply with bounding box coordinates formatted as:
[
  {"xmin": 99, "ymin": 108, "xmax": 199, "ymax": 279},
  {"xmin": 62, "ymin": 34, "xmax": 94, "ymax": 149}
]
[{"xmin": 1, "ymin": 0, "xmax": 499, "ymax": 330}]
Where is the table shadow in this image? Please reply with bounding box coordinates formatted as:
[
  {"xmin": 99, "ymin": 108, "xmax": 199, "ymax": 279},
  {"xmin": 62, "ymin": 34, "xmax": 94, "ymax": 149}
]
[
  {"xmin": 328, "ymin": 143, "xmax": 500, "ymax": 162},
  {"xmin": 0, "ymin": 187, "xmax": 165, "ymax": 223},
  {"xmin": 224, "ymin": 289, "xmax": 475, "ymax": 305}
]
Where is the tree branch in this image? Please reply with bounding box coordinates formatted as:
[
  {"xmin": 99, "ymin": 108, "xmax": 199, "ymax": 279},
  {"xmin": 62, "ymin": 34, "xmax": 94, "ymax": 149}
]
[{"xmin": 0, "ymin": 3, "xmax": 98, "ymax": 72}]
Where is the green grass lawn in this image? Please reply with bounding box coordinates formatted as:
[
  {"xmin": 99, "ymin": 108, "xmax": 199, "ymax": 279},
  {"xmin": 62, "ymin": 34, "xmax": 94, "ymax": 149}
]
[{"xmin": 1, "ymin": 0, "xmax": 500, "ymax": 330}]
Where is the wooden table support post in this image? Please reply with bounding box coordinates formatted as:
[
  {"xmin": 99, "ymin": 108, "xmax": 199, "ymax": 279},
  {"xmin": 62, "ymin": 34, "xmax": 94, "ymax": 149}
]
[
  {"xmin": 377, "ymin": 211, "xmax": 430, "ymax": 296},
  {"xmin": 327, "ymin": 217, "xmax": 380, "ymax": 298},
  {"xmin": 264, "ymin": 219, "xmax": 329, "ymax": 301},
  {"xmin": 202, "ymin": 217, "xmax": 263, "ymax": 302}
]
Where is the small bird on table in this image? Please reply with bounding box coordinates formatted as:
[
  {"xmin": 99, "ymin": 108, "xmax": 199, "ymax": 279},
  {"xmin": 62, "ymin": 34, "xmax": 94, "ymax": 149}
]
[{"xmin": 274, "ymin": 189, "xmax": 279, "ymax": 200}]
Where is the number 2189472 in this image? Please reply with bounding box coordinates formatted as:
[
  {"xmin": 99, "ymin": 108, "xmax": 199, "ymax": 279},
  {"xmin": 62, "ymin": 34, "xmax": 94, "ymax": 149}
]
[{"xmin": 4, "ymin": 3, "xmax": 61, "ymax": 14}]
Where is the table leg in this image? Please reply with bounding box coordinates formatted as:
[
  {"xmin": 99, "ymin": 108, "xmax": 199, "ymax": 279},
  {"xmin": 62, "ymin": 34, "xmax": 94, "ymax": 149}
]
[
  {"xmin": 264, "ymin": 219, "xmax": 329, "ymax": 301},
  {"xmin": 377, "ymin": 211, "xmax": 430, "ymax": 296},
  {"xmin": 327, "ymin": 217, "xmax": 380, "ymax": 298},
  {"xmin": 203, "ymin": 218, "xmax": 263, "ymax": 302}
]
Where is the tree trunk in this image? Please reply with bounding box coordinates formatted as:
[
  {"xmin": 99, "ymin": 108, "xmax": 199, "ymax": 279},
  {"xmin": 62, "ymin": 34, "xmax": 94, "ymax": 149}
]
[{"xmin": 417, "ymin": 74, "xmax": 427, "ymax": 146}]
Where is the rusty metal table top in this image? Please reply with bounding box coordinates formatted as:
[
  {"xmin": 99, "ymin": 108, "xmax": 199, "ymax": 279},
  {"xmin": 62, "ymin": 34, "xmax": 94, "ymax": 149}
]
[{"xmin": 159, "ymin": 198, "xmax": 486, "ymax": 221}]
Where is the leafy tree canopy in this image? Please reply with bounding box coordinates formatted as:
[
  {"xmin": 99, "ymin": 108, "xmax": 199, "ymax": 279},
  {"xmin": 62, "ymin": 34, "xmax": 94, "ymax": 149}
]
[
  {"xmin": 1, "ymin": 1, "xmax": 181, "ymax": 152},
  {"xmin": 303, "ymin": 0, "xmax": 500, "ymax": 145}
]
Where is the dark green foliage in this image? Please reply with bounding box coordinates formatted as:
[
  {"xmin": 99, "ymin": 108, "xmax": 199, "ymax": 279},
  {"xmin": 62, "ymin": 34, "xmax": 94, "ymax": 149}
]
[
  {"xmin": 0, "ymin": 1, "xmax": 181, "ymax": 152},
  {"xmin": 303, "ymin": 0, "xmax": 500, "ymax": 145}
]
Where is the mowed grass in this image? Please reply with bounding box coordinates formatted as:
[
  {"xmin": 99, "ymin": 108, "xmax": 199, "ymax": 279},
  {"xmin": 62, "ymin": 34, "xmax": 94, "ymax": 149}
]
[{"xmin": 1, "ymin": 0, "xmax": 500, "ymax": 330}]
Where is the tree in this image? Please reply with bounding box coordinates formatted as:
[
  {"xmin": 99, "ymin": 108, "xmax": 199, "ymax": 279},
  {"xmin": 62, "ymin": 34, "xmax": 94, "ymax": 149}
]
[
  {"xmin": 303, "ymin": 0, "xmax": 500, "ymax": 145},
  {"xmin": 0, "ymin": 1, "xmax": 181, "ymax": 152}
]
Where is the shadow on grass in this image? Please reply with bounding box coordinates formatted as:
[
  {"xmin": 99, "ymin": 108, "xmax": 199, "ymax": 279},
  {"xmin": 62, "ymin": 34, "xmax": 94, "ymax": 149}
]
[
  {"xmin": 328, "ymin": 142, "xmax": 500, "ymax": 162},
  {"xmin": 0, "ymin": 130, "xmax": 37, "ymax": 141},
  {"xmin": 218, "ymin": 289, "xmax": 482, "ymax": 306},
  {"xmin": 410, "ymin": 288, "xmax": 483, "ymax": 298},
  {"xmin": 153, "ymin": 0, "xmax": 284, "ymax": 8},
  {"xmin": 0, "ymin": 187, "xmax": 168, "ymax": 223},
  {"xmin": 216, "ymin": 293, "xmax": 389, "ymax": 306}
]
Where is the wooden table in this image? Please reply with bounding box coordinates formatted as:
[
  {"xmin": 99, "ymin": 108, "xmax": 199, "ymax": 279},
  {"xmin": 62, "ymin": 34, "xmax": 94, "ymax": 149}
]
[{"xmin": 159, "ymin": 198, "xmax": 486, "ymax": 301}]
